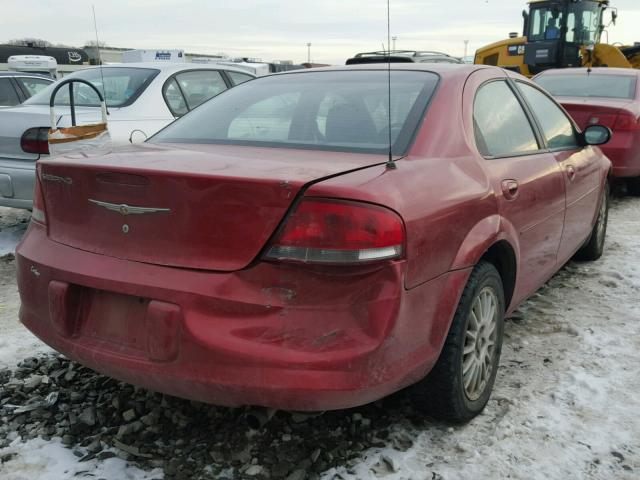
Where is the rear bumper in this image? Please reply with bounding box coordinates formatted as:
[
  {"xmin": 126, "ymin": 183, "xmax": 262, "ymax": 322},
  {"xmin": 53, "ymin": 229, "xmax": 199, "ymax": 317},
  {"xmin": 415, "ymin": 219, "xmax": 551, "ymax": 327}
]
[
  {"xmin": 602, "ymin": 132, "xmax": 640, "ymax": 178},
  {"xmin": 17, "ymin": 223, "xmax": 469, "ymax": 410},
  {"xmin": 0, "ymin": 158, "xmax": 36, "ymax": 209}
]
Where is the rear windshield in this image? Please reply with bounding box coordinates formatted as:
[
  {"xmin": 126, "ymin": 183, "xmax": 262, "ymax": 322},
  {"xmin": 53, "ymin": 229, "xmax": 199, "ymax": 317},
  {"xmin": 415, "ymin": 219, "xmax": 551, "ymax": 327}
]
[
  {"xmin": 151, "ymin": 70, "xmax": 439, "ymax": 155},
  {"xmin": 25, "ymin": 67, "xmax": 159, "ymax": 108},
  {"xmin": 535, "ymin": 74, "xmax": 638, "ymax": 100}
]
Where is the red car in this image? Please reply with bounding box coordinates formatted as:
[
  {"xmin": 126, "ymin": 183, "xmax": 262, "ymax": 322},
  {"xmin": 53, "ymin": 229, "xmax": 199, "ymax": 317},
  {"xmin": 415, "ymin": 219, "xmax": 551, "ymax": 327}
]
[
  {"xmin": 534, "ymin": 68, "xmax": 640, "ymax": 194},
  {"xmin": 17, "ymin": 64, "xmax": 612, "ymax": 422}
]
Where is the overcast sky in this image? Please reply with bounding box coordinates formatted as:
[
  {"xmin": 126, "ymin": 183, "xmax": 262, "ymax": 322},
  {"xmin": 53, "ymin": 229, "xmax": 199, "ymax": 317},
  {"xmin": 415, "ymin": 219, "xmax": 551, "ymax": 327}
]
[{"xmin": 2, "ymin": 0, "xmax": 640, "ymax": 64}]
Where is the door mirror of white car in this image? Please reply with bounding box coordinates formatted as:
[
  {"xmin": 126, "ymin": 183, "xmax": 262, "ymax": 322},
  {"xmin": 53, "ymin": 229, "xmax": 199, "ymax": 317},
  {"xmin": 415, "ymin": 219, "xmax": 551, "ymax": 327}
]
[
  {"xmin": 582, "ymin": 125, "xmax": 612, "ymax": 146},
  {"xmin": 129, "ymin": 129, "xmax": 148, "ymax": 144}
]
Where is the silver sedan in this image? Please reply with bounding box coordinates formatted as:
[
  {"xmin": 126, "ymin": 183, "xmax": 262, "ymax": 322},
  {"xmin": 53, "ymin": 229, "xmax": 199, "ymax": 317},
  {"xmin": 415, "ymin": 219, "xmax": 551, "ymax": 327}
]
[{"xmin": 0, "ymin": 62, "xmax": 255, "ymax": 209}]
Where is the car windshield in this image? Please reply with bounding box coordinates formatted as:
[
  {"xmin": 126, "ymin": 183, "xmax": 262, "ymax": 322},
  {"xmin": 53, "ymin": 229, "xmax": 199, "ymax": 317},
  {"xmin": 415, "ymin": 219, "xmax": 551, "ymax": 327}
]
[
  {"xmin": 535, "ymin": 74, "xmax": 638, "ymax": 100},
  {"xmin": 151, "ymin": 70, "xmax": 439, "ymax": 155},
  {"xmin": 25, "ymin": 67, "xmax": 159, "ymax": 108}
]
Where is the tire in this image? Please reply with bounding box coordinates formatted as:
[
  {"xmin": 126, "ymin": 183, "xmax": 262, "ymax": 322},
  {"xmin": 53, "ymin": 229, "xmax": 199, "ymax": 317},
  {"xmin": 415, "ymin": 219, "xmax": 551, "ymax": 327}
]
[
  {"xmin": 410, "ymin": 261, "xmax": 505, "ymax": 423},
  {"xmin": 574, "ymin": 181, "xmax": 609, "ymax": 261},
  {"xmin": 627, "ymin": 177, "xmax": 640, "ymax": 196}
]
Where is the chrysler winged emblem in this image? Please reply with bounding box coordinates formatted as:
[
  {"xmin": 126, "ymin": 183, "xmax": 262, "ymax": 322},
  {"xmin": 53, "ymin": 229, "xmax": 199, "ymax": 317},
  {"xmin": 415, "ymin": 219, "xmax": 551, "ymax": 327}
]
[{"xmin": 88, "ymin": 199, "xmax": 171, "ymax": 216}]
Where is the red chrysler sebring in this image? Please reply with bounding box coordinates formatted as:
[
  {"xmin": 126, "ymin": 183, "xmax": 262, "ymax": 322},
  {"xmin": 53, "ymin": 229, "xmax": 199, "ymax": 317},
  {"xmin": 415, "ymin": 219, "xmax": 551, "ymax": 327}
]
[
  {"xmin": 17, "ymin": 64, "xmax": 612, "ymax": 422},
  {"xmin": 534, "ymin": 68, "xmax": 640, "ymax": 194}
]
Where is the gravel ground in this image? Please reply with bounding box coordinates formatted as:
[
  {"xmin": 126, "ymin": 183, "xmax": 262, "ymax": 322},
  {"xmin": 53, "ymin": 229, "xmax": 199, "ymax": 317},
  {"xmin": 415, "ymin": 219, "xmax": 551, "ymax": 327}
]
[{"xmin": 0, "ymin": 196, "xmax": 639, "ymax": 480}]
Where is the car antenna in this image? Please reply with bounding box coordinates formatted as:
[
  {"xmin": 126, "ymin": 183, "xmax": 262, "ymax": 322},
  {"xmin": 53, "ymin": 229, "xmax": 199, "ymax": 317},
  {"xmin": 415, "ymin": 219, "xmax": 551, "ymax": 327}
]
[
  {"xmin": 92, "ymin": 5, "xmax": 109, "ymax": 115},
  {"xmin": 385, "ymin": 0, "xmax": 396, "ymax": 170}
]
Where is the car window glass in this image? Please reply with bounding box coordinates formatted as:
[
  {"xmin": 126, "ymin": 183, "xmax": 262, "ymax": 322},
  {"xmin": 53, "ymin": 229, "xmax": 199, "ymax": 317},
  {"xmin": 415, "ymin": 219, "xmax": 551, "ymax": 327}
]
[
  {"xmin": 175, "ymin": 70, "xmax": 227, "ymax": 110},
  {"xmin": 473, "ymin": 81, "xmax": 539, "ymax": 157},
  {"xmin": 163, "ymin": 78, "xmax": 188, "ymax": 117},
  {"xmin": 0, "ymin": 79, "xmax": 20, "ymax": 107},
  {"xmin": 535, "ymin": 74, "xmax": 637, "ymax": 100},
  {"xmin": 316, "ymin": 87, "xmax": 421, "ymax": 140},
  {"xmin": 228, "ymin": 93, "xmax": 301, "ymax": 141},
  {"xmin": 227, "ymin": 71, "xmax": 253, "ymax": 86},
  {"xmin": 152, "ymin": 71, "xmax": 439, "ymax": 156},
  {"xmin": 25, "ymin": 67, "xmax": 159, "ymax": 108},
  {"xmin": 16, "ymin": 77, "xmax": 52, "ymax": 97},
  {"xmin": 517, "ymin": 82, "xmax": 579, "ymax": 150}
]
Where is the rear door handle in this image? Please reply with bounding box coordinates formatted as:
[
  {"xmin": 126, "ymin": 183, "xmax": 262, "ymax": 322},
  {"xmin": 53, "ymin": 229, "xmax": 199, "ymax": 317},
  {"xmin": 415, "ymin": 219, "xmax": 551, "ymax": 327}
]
[
  {"xmin": 566, "ymin": 165, "xmax": 576, "ymax": 181},
  {"xmin": 501, "ymin": 179, "xmax": 519, "ymax": 200}
]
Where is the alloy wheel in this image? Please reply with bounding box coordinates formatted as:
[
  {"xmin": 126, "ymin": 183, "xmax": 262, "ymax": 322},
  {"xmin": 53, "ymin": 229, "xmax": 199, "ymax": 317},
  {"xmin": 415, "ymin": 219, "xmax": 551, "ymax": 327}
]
[{"xmin": 462, "ymin": 287, "xmax": 499, "ymax": 401}]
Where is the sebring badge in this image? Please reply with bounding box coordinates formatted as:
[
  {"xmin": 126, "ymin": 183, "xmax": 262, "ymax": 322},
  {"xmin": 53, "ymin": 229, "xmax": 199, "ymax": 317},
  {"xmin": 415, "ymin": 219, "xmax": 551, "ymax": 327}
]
[{"xmin": 88, "ymin": 199, "xmax": 171, "ymax": 216}]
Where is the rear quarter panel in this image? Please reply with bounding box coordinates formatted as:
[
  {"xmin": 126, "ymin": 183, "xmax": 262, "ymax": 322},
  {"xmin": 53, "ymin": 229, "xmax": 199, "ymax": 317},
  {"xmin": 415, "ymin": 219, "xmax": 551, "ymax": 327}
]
[
  {"xmin": 306, "ymin": 70, "xmax": 502, "ymax": 289},
  {"xmin": 0, "ymin": 106, "xmax": 42, "ymax": 160}
]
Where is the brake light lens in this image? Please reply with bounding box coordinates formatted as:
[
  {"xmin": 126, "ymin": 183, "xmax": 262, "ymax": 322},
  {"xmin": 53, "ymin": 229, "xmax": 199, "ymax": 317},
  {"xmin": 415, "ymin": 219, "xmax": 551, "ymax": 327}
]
[
  {"xmin": 264, "ymin": 198, "xmax": 405, "ymax": 264},
  {"xmin": 20, "ymin": 127, "xmax": 49, "ymax": 154},
  {"xmin": 614, "ymin": 113, "xmax": 640, "ymax": 131},
  {"xmin": 32, "ymin": 166, "xmax": 47, "ymax": 225}
]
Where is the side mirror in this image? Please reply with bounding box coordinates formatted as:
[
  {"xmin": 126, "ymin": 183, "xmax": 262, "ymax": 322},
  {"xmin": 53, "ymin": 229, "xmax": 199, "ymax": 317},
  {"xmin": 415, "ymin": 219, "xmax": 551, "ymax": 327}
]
[
  {"xmin": 611, "ymin": 10, "xmax": 618, "ymax": 25},
  {"xmin": 582, "ymin": 125, "xmax": 612, "ymax": 146}
]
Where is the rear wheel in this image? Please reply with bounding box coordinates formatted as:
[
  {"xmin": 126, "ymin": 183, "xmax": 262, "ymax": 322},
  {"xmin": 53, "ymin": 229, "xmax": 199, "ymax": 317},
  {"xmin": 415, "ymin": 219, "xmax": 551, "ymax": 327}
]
[
  {"xmin": 574, "ymin": 181, "xmax": 609, "ymax": 261},
  {"xmin": 627, "ymin": 177, "xmax": 640, "ymax": 196},
  {"xmin": 410, "ymin": 261, "xmax": 505, "ymax": 423}
]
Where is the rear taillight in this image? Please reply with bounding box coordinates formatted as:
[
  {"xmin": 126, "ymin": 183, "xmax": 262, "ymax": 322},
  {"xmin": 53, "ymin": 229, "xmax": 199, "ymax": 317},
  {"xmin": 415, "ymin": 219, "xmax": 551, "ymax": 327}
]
[
  {"xmin": 20, "ymin": 127, "xmax": 49, "ymax": 154},
  {"xmin": 264, "ymin": 198, "xmax": 405, "ymax": 264},
  {"xmin": 614, "ymin": 113, "xmax": 640, "ymax": 131},
  {"xmin": 32, "ymin": 166, "xmax": 47, "ymax": 225}
]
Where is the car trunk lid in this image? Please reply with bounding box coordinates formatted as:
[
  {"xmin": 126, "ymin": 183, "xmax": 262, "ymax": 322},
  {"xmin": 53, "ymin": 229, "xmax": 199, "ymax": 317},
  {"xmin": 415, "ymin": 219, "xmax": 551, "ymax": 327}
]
[
  {"xmin": 0, "ymin": 104, "xmax": 116, "ymax": 161},
  {"xmin": 558, "ymin": 96, "xmax": 634, "ymax": 130},
  {"xmin": 38, "ymin": 143, "xmax": 386, "ymax": 271}
]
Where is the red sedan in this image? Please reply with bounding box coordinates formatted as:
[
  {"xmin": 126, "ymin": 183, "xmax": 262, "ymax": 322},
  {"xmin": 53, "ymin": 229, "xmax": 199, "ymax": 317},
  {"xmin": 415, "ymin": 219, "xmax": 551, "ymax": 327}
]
[
  {"xmin": 17, "ymin": 64, "xmax": 612, "ymax": 422},
  {"xmin": 534, "ymin": 68, "xmax": 640, "ymax": 194}
]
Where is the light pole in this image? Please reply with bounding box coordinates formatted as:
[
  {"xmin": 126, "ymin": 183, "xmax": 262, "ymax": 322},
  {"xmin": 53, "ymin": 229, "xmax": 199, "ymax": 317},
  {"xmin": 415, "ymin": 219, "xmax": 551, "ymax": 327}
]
[
  {"xmin": 392, "ymin": 36, "xmax": 397, "ymax": 51},
  {"xmin": 306, "ymin": 42, "xmax": 312, "ymax": 63}
]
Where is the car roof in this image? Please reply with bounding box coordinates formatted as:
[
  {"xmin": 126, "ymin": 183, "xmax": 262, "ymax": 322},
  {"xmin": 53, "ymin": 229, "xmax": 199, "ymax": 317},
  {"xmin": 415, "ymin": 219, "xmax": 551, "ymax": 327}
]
[
  {"xmin": 0, "ymin": 71, "xmax": 54, "ymax": 80},
  {"xmin": 535, "ymin": 67, "xmax": 640, "ymax": 77},
  {"xmin": 346, "ymin": 50, "xmax": 464, "ymax": 65},
  {"xmin": 271, "ymin": 63, "xmax": 504, "ymax": 81},
  {"xmin": 78, "ymin": 62, "xmax": 257, "ymax": 76}
]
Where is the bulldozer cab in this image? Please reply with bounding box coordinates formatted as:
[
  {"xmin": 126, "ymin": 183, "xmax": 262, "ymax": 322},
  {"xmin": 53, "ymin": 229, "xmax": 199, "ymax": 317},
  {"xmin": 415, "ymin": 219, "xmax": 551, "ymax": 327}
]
[{"xmin": 523, "ymin": 0, "xmax": 608, "ymax": 74}]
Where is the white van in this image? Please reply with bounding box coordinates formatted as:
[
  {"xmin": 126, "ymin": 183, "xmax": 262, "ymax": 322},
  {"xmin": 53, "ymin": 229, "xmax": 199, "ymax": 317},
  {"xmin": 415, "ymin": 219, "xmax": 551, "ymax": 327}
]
[{"xmin": 8, "ymin": 55, "xmax": 58, "ymax": 79}]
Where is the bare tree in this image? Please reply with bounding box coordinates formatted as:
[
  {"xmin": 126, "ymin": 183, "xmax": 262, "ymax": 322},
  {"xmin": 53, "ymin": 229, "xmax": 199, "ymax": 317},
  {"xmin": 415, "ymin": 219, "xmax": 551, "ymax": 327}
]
[
  {"xmin": 85, "ymin": 40, "xmax": 107, "ymax": 48},
  {"xmin": 5, "ymin": 38, "xmax": 52, "ymax": 47}
]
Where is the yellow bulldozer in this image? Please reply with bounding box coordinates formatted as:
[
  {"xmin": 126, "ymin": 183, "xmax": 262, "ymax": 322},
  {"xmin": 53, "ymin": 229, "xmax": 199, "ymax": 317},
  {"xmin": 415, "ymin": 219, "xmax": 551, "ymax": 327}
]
[{"xmin": 475, "ymin": 0, "xmax": 640, "ymax": 77}]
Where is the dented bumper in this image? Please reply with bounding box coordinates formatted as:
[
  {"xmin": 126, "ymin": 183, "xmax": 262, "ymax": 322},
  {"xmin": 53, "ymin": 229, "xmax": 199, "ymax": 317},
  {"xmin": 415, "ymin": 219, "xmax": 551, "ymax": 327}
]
[{"xmin": 17, "ymin": 222, "xmax": 468, "ymax": 410}]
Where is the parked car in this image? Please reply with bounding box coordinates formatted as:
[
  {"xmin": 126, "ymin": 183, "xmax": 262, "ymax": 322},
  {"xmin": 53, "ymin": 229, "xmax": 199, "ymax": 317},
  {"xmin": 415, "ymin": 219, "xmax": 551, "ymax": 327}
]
[
  {"xmin": 17, "ymin": 64, "xmax": 611, "ymax": 422},
  {"xmin": 0, "ymin": 72, "xmax": 53, "ymax": 107},
  {"xmin": 346, "ymin": 50, "xmax": 464, "ymax": 65},
  {"xmin": 0, "ymin": 62, "xmax": 255, "ymax": 209},
  {"xmin": 534, "ymin": 68, "xmax": 640, "ymax": 194}
]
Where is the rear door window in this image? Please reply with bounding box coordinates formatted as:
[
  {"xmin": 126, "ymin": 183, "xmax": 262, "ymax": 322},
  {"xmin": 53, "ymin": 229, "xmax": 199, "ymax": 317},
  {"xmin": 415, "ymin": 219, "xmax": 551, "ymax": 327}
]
[
  {"xmin": 227, "ymin": 71, "xmax": 254, "ymax": 86},
  {"xmin": 175, "ymin": 70, "xmax": 228, "ymax": 110},
  {"xmin": 16, "ymin": 77, "xmax": 52, "ymax": 97},
  {"xmin": 0, "ymin": 78, "xmax": 20, "ymax": 107},
  {"xmin": 473, "ymin": 81, "xmax": 540, "ymax": 157},
  {"xmin": 517, "ymin": 82, "xmax": 579, "ymax": 150},
  {"xmin": 163, "ymin": 78, "xmax": 189, "ymax": 117}
]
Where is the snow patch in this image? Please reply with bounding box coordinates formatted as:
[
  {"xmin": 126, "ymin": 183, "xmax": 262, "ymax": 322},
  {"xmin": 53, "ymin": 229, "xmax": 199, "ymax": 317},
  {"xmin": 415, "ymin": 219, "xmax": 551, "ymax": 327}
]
[{"xmin": 0, "ymin": 437, "xmax": 163, "ymax": 480}]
